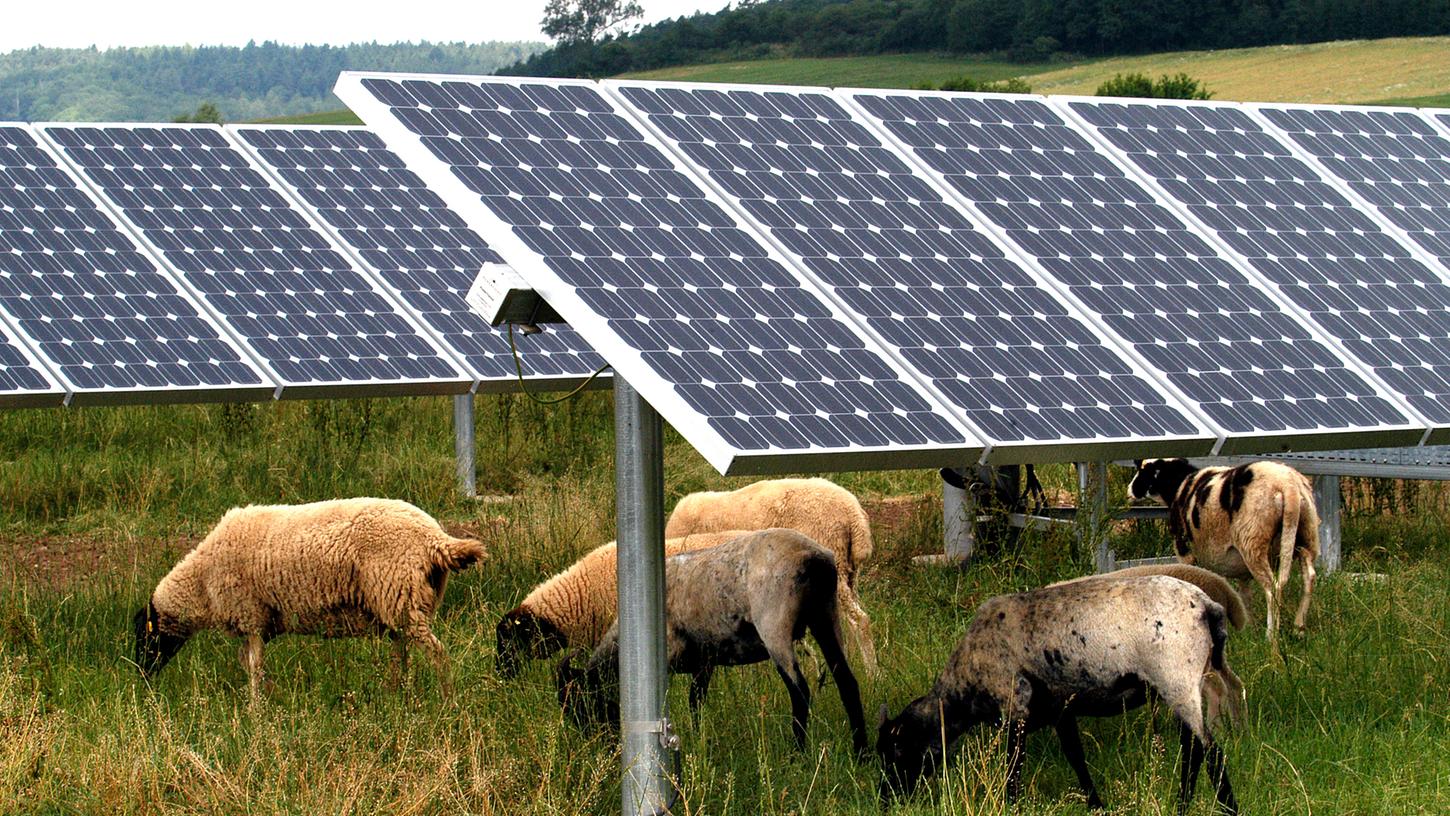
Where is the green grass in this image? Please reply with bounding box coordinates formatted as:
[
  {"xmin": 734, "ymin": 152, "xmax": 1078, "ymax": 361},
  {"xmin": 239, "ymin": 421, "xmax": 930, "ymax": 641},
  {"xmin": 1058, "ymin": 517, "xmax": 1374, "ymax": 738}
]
[
  {"xmin": 2, "ymin": 395, "xmax": 1449, "ymax": 813},
  {"xmin": 1370, "ymin": 93, "xmax": 1450, "ymax": 108},
  {"xmin": 620, "ymin": 53, "xmax": 1061, "ymax": 89}
]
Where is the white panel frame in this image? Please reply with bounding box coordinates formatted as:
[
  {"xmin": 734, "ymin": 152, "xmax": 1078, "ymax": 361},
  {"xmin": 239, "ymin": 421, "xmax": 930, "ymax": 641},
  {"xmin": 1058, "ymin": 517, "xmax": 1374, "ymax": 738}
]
[
  {"xmin": 336, "ymin": 71, "xmax": 985, "ymax": 474},
  {"xmin": 230, "ymin": 123, "xmax": 612, "ymax": 396},
  {"xmin": 606, "ymin": 78, "xmax": 1219, "ymax": 464},
  {"xmin": 1048, "ymin": 94, "xmax": 1431, "ymax": 452},
  {"xmin": 2, "ymin": 122, "xmax": 278, "ymax": 406},
  {"xmin": 37, "ymin": 121, "xmax": 473, "ymax": 400}
]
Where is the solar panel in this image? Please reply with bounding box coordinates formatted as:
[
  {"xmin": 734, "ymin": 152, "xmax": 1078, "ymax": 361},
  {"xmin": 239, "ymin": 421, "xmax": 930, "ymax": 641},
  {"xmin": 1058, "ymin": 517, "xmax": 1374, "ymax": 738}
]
[
  {"xmin": 1057, "ymin": 98, "xmax": 1434, "ymax": 444},
  {"xmin": 843, "ymin": 91, "xmax": 1420, "ymax": 453},
  {"xmin": 609, "ymin": 81, "xmax": 1214, "ymax": 460},
  {"xmin": 336, "ymin": 73, "xmax": 982, "ymax": 474},
  {"xmin": 0, "ymin": 314, "xmax": 65, "ymax": 407},
  {"xmin": 0, "ymin": 123, "xmax": 274, "ymax": 405},
  {"xmin": 37, "ymin": 123, "xmax": 471, "ymax": 398},
  {"xmin": 232, "ymin": 124, "xmax": 607, "ymax": 390}
]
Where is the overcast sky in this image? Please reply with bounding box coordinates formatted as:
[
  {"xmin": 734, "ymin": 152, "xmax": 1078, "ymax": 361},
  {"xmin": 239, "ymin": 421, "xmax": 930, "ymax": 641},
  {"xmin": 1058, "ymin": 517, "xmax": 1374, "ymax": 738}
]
[{"xmin": 2, "ymin": 0, "xmax": 731, "ymax": 53}]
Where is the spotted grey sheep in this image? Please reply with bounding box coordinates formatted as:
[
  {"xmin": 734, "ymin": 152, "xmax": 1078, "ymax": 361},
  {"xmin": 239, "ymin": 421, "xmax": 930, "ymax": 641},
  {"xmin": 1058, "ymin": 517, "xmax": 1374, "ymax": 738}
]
[
  {"xmin": 877, "ymin": 575, "xmax": 1238, "ymax": 814},
  {"xmin": 1129, "ymin": 458, "xmax": 1319, "ymax": 639}
]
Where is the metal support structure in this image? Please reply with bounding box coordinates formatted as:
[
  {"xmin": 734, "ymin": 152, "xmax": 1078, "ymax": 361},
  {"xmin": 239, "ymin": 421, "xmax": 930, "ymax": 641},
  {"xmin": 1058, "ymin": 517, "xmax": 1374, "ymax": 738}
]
[
  {"xmin": 614, "ymin": 377, "xmax": 674, "ymax": 816},
  {"xmin": 1076, "ymin": 462, "xmax": 1112, "ymax": 572},
  {"xmin": 942, "ymin": 475, "xmax": 976, "ymax": 562},
  {"xmin": 453, "ymin": 393, "xmax": 476, "ymax": 497},
  {"xmin": 1313, "ymin": 474, "xmax": 1342, "ymax": 573}
]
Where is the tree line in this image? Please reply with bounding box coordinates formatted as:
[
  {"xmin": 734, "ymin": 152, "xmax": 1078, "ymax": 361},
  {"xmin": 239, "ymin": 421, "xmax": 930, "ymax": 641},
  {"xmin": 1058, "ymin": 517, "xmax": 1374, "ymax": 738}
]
[
  {"xmin": 505, "ymin": 0, "xmax": 1450, "ymax": 78},
  {"xmin": 3, "ymin": 41, "xmax": 542, "ymax": 122}
]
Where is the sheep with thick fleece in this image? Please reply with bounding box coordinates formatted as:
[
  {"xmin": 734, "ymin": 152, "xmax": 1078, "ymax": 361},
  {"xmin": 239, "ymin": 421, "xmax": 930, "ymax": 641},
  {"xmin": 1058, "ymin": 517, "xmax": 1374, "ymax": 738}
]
[
  {"xmin": 495, "ymin": 529, "xmax": 748, "ymax": 677},
  {"xmin": 556, "ymin": 528, "xmax": 869, "ymax": 755},
  {"xmin": 877, "ymin": 576, "xmax": 1239, "ymax": 814},
  {"xmin": 1050, "ymin": 563, "xmax": 1248, "ymax": 726},
  {"xmin": 665, "ymin": 478, "xmax": 876, "ymax": 671},
  {"xmin": 133, "ymin": 498, "xmax": 485, "ymax": 698},
  {"xmin": 1129, "ymin": 458, "xmax": 1320, "ymax": 640}
]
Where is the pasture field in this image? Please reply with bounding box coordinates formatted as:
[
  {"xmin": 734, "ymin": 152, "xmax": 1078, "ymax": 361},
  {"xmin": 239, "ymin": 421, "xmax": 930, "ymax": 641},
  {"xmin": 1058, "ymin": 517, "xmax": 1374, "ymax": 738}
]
[{"xmin": 2, "ymin": 394, "xmax": 1449, "ymax": 814}]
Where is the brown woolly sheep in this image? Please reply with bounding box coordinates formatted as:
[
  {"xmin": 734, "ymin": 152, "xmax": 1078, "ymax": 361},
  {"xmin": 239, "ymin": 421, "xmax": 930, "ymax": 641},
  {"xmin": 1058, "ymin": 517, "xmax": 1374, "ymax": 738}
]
[
  {"xmin": 495, "ymin": 529, "xmax": 749, "ymax": 678},
  {"xmin": 1129, "ymin": 458, "xmax": 1320, "ymax": 640},
  {"xmin": 665, "ymin": 478, "xmax": 877, "ymax": 671},
  {"xmin": 1050, "ymin": 563, "xmax": 1249, "ymax": 726},
  {"xmin": 556, "ymin": 528, "xmax": 869, "ymax": 755},
  {"xmin": 877, "ymin": 575, "xmax": 1239, "ymax": 814},
  {"xmin": 133, "ymin": 498, "xmax": 485, "ymax": 698}
]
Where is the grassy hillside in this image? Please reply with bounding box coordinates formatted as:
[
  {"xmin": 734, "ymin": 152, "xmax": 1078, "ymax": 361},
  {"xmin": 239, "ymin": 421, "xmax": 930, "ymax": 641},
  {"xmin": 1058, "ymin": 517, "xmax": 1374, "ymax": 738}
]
[{"xmin": 620, "ymin": 53, "xmax": 1060, "ymax": 90}]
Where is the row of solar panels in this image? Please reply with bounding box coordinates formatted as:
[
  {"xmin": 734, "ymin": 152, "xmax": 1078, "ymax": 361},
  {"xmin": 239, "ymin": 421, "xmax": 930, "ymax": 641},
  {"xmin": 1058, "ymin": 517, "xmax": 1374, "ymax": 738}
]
[
  {"xmin": 329, "ymin": 73, "xmax": 1450, "ymax": 474},
  {"xmin": 0, "ymin": 120, "xmax": 606, "ymax": 409}
]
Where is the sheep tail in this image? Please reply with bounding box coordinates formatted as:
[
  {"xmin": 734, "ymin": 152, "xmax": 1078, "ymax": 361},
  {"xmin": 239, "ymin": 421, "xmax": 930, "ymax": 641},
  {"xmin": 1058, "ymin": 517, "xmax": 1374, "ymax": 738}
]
[
  {"xmin": 1204, "ymin": 601, "xmax": 1230, "ymax": 677},
  {"xmin": 1276, "ymin": 483, "xmax": 1301, "ymax": 594},
  {"xmin": 438, "ymin": 536, "xmax": 487, "ymax": 572},
  {"xmin": 846, "ymin": 508, "xmax": 874, "ymax": 585}
]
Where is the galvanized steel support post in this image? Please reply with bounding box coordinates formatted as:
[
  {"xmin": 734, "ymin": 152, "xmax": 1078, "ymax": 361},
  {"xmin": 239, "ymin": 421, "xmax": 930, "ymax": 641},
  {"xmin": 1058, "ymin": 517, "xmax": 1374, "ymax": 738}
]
[
  {"xmin": 614, "ymin": 378, "xmax": 674, "ymax": 816},
  {"xmin": 1313, "ymin": 474, "xmax": 1342, "ymax": 574},
  {"xmin": 943, "ymin": 476, "xmax": 975, "ymax": 562},
  {"xmin": 453, "ymin": 394, "xmax": 476, "ymax": 497},
  {"xmin": 1078, "ymin": 462, "xmax": 1112, "ymax": 572}
]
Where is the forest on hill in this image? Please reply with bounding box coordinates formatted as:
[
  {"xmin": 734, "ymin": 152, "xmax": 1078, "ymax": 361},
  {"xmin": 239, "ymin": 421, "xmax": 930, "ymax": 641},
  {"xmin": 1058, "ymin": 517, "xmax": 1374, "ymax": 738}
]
[
  {"xmin": 1, "ymin": 41, "xmax": 542, "ymax": 122},
  {"xmin": 506, "ymin": 0, "xmax": 1450, "ymax": 78}
]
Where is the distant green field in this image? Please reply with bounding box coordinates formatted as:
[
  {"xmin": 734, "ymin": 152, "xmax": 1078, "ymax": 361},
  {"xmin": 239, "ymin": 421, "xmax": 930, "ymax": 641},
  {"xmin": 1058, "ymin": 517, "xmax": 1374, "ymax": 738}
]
[{"xmin": 252, "ymin": 109, "xmax": 362, "ymax": 126}]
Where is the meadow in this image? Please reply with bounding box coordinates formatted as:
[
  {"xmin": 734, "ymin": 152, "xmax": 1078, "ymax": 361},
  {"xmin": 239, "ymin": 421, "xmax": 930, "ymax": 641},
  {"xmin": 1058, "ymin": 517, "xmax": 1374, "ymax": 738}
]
[{"xmin": 2, "ymin": 394, "xmax": 1448, "ymax": 815}]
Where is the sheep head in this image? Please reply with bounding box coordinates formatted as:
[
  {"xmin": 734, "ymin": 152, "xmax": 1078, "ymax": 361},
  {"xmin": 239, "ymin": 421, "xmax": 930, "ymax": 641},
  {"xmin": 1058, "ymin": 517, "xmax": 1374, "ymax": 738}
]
[
  {"xmin": 1127, "ymin": 458, "xmax": 1197, "ymax": 504},
  {"xmin": 132, "ymin": 601, "xmax": 188, "ymax": 677},
  {"xmin": 495, "ymin": 607, "xmax": 568, "ymax": 678},
  {"xmin": 876, "ymin": 697, "xmax": 946, "ymax": 801}
]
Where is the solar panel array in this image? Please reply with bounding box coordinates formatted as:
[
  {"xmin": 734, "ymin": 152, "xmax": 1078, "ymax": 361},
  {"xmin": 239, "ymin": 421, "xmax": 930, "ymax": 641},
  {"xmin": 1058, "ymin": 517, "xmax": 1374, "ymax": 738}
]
[
  {"xmin": 38, "ymin": 123, "xmax": 469, "ymax": 397},
  {"xmin": 610, "ymin": 82, "xmax": 1211, "ymax": 457},
  {"xmin": 232, "ymin": 125, "xmax": 606, "ymax": 389},
  {"xmin": 844, "ymin": 91, "xmax": 1416, "ymax": 451},
  {"xmin": 337, "ymin": 74, "xmax": 984, "ymax": 473},
  {"xmin": 1, "ymin": 123, "xmax": 272, "ymax": 404},
  {"xmin": 1059, "ymin": 99, "xmax": 1447, "ymax": 440}
]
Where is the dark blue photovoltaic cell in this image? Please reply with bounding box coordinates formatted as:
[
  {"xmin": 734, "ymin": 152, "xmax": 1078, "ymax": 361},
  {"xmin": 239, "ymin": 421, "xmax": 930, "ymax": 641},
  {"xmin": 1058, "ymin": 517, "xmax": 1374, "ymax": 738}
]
[
  {"xmin": 236, "ymin": 126, "xmax": 606, "ymax": 381},
  {"xmin": 0, "ymin": 125, "xmax": 266, "ymax": 393},
  {"xmin": 851, "ymin": 93, "xmax": 1406, "ymax": 435},
  {"xmin": 619, "ymin": 85, "xmax": 1201, "ymax": 444},
  {"xmin": 1262, "ymin": 107, "xmax": 1450, "ymax": 266},
  {"xmin": 43, "ymin": 125, "xmax": 463, "ymax": 389},
  {"xmin": 357, "ymin": 77, "xmax": 970, "ymax": 452},
  {"xmin": 1070, "ymin": 101, "xmax": 1450, "ymax": 426},
  {"xmin": 0, "ymin": 322, "xmax": 58, "ymax": 397}
]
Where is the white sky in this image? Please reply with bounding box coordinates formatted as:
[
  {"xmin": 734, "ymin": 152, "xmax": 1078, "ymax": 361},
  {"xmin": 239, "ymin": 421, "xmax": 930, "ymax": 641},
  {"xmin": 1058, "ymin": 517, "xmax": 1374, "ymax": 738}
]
[{"xmin": 2, "ymin": 0, "xmax": 732, "ymax": 53}]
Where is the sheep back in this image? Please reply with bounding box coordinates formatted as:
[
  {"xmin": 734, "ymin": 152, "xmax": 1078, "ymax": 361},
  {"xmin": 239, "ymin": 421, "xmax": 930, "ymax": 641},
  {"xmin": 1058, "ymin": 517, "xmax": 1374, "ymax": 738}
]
[{"xmin": 1050, "ymin": 563, "xmax": 1248, "ymax": 630}]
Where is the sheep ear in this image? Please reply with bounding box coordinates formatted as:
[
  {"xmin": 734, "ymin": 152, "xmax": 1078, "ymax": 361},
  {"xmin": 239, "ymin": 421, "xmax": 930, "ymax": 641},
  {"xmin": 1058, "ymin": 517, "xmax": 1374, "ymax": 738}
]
[{"xmin": 875, "ymin": 703, "xmax": 889, "ymax": 731}]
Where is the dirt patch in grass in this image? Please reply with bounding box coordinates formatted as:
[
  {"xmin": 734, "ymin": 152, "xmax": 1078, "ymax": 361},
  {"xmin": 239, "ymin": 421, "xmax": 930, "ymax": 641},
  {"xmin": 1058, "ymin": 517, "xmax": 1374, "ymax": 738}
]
[{"xmin": 0, "ymin": 532, "xmax": 195, "ymax": 591}]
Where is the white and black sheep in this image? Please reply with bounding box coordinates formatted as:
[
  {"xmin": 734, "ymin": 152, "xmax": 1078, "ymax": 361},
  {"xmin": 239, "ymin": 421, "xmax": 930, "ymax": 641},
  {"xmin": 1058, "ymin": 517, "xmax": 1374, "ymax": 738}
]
[
  {"xmin": 555, "ymin": 528, "xmax": 869, "ymax": 755},
  {"xmin": 665, "ymin": 478, "xmax": 877, "ymax": 671},
  {"xmin": 495, "ymin": 529, "xmax": 748, "ymax": 677},
  {"xmin": 1129, "ymin": 458, "xmax": 1320, "ymax": 639},
  {"xmin": 1050, "ymin": 563, "xmax": 1248, "ymax": 726},
  {"xmin": 133, "ymin": 497, "xmax": 485, "ymax": 698},
  {"xmin": 877, "ymin": 575, "xmax": 1239, "ymax": 814}
]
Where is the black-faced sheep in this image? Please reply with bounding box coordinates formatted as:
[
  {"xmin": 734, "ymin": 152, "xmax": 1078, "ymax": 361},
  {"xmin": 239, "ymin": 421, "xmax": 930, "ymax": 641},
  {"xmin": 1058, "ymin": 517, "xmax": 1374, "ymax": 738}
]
[
  {"xmin": 556, "ymin": 528, "xmax": 869, "ymax": 755},
  {"xmin": 665, "ymin": 478, "xmax": 877, "ymax": 671},
  {"xmin": 495, "ymin": 529, "xmax": 749, "ymax": 678},
  {"xmin": 1050, "ymin": 563, "xmax": 1248, "ymax": 727},
  {"xmin": 133, "ymin": 497, "xmax": 485, "ymax": 698},
  {"xmin": 1128, "ymin": 458, "xmax": 1320, "ymax": 639},
  {"xmin": 877, "ymin": 575, "xmax": 1239, "ymax": 814}
]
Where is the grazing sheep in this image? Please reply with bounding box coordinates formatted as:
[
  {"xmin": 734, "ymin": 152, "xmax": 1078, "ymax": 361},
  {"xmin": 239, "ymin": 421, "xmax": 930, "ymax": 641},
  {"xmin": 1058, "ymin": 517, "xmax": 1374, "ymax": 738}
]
[
  {"xmin": 1129, "ymin": 458, "xmax": 1320, "ymax": 639},
  {"xmin": 877, "ymin": 576, "xmax": 1239, "ymax": 814},
  {"xmin": 133, "ymin": 498, "xmax": 485, "ymax": 698},
  {"xmin": 1050, "ymin": 563, "xmax": 1248, "ymax": 726},
  {"xmin": 665, "ymin": 478, "xmax": 877, "ymax": 671},
  {"xmin": 495, "ymin": 529, "xmax": 749, "ymax": 678},
  {"xmin": 556, "ymin": 528, "xmax": 869, "ymax": 755}
]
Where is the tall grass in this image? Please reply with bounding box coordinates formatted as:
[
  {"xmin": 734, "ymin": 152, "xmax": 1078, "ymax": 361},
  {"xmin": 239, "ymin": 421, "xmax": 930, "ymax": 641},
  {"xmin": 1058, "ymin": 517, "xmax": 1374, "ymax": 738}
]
[{"xmin": 2, "ymin": 395, "xmax": 1449, "ymax": 813}]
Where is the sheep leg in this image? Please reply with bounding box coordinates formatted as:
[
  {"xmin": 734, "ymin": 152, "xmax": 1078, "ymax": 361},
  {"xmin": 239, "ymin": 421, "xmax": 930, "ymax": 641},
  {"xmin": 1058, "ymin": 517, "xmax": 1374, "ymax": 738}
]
[
  {"xmin": 1054, "ymin": 715, "xmax": 1103, "ymax": 809},
  {"xmin": 1293, "ymin": 548, "xmax": 1316, "ymax": 633},
  {"xmin": 405, "ymin": 616, "xmax": 452, "ymax": 698},
  {"xmin": 687, "ymin": 665, "xmax": 714, "ymax": 721},
  {"xmin": 807, "ymin": 611, "xmax": 869, "ymax": 756},
  {"xmin": 1244, "ymin": 558, "xmax": 1279, "ymax": 642},
  {"xmin": 841, "ymin": 585, "xmax": 878, "ymax": 675},
  {"xmin": 1004, "ymin": 717, "xmax": 1028, "ymax": 803},
  {"xmin": 767, "ymin": 646, "xmax": 811, "ymax": 750},
  {"xmin": 388, "ymin": 630, "xmax": 409, "ymax": 689},
  {"xmin": 1175, "ymin": 720, "xmax": 1207, "ymax": 815},
  {"xmin": 238, "ymin": 634, "xmax": 268, "ymax": 701},
  {"xmin": 1205, "ymin": 741, "xmax": 1238, "ymax": 815}
]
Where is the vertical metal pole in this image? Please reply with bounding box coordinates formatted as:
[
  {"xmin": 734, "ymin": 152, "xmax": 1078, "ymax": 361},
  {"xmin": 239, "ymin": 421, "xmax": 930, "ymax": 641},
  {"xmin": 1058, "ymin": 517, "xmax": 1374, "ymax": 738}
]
[
  {"xmin": 943, "ymin": 475, "xmax": 975, "ymax": 562},
  {"xmin": 614, "ymin": 377, "xmax": 673, "ymax": 816},
  {"xmin": 1313, "ymin": 474, "xmax": 1342, "ymax": 574},
  {"xmin": 453, "ymin": 393, "xmax": 476, "ymax": 497},
  {"xmin": 1078, "ymin": 462, "xmax": 1112, "ymax": 573}
]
